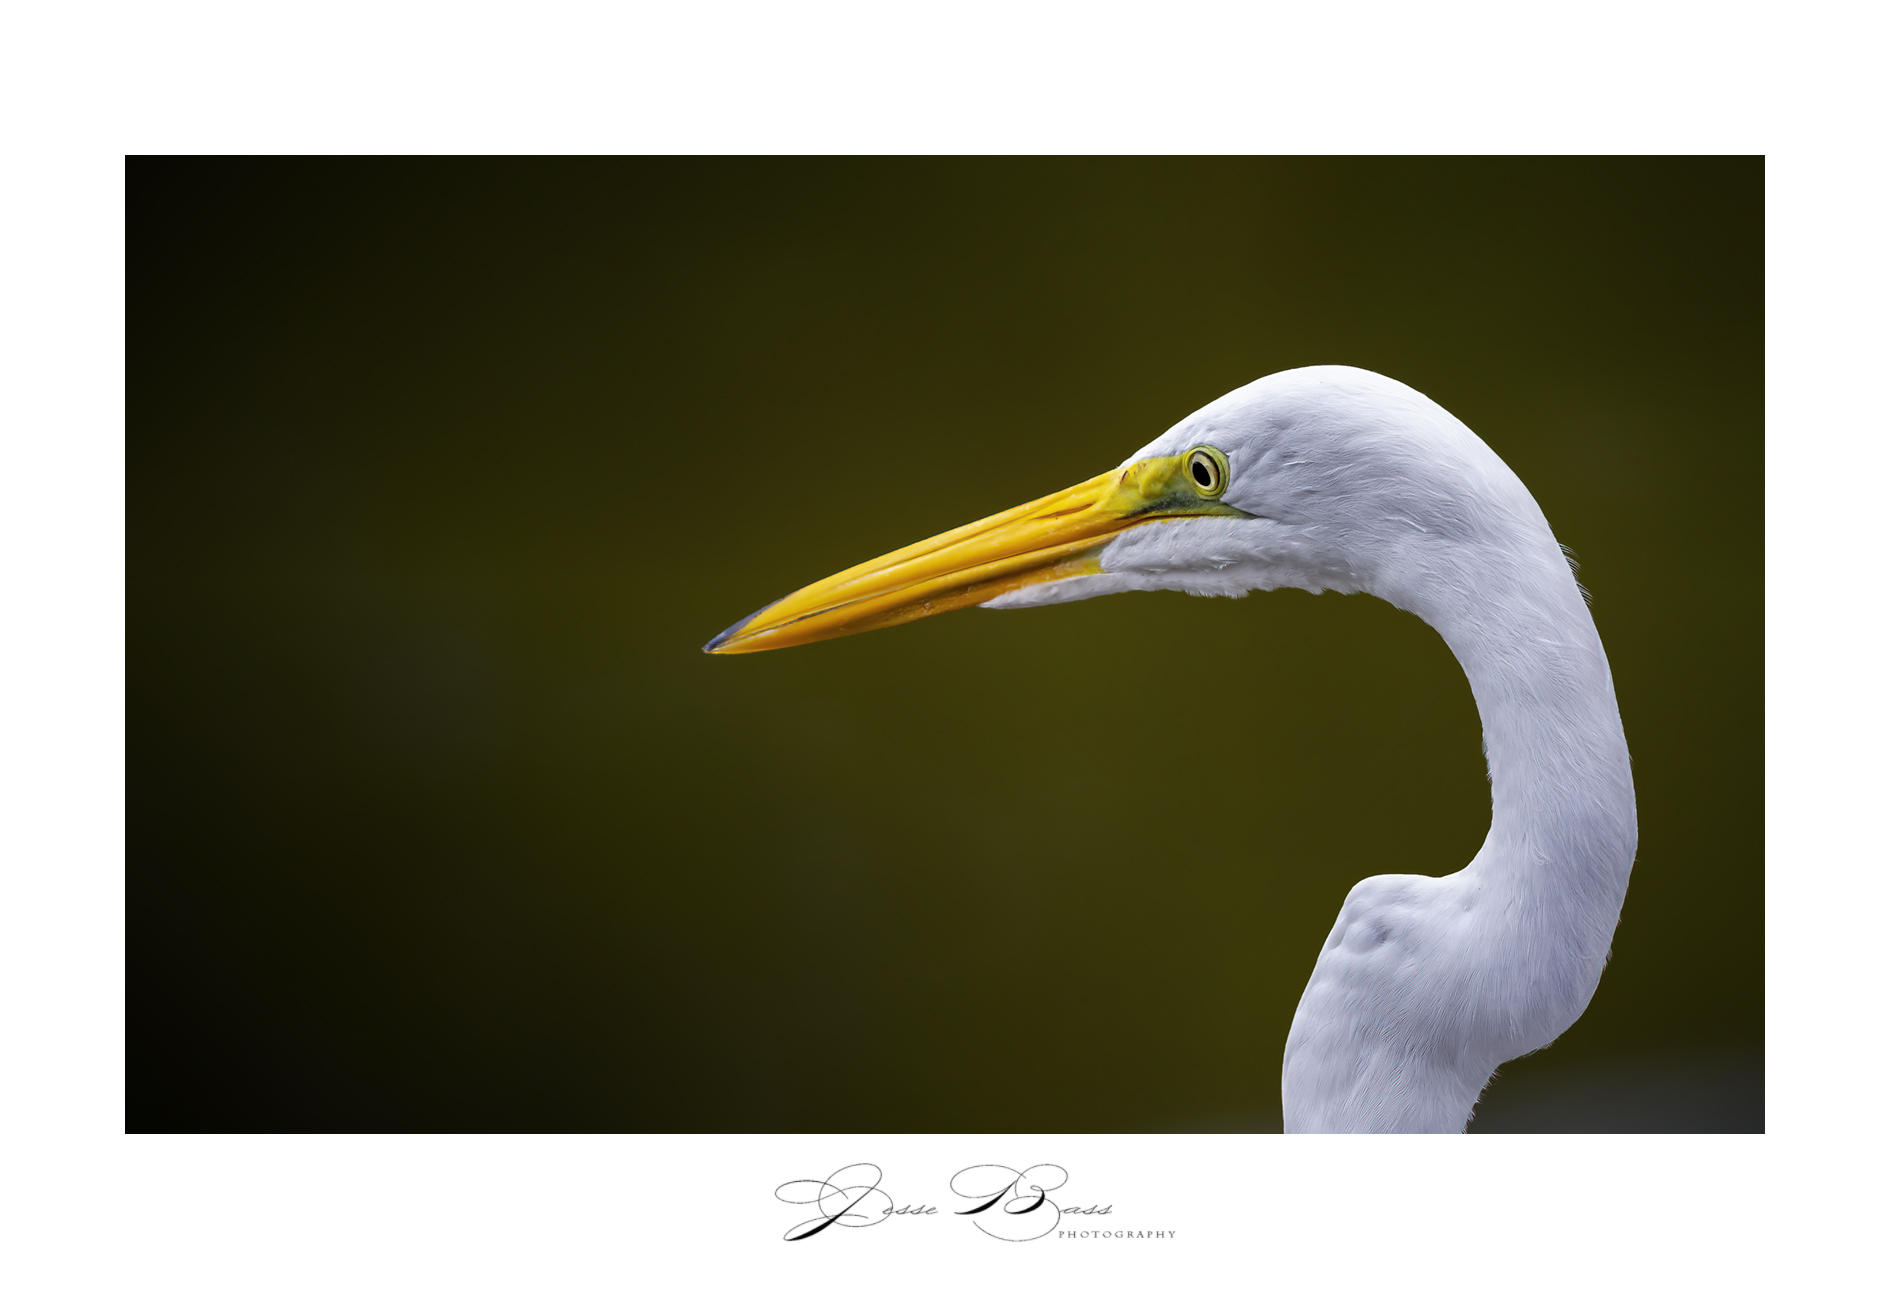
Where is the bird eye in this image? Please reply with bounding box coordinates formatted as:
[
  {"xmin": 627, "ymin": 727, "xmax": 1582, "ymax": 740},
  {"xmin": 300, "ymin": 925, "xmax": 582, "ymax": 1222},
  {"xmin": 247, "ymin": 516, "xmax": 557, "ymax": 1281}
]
[{"xmin": 1186, "ymin": 447, "xmax": 1228, "ymax": 497}]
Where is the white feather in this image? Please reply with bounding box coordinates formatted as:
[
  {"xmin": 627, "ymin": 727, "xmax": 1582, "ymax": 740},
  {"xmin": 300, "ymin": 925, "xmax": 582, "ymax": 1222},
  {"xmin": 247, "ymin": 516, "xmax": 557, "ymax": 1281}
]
[{"xmin": 992, "ymin": 365, "xmax": 1636, "ymax": 1133}]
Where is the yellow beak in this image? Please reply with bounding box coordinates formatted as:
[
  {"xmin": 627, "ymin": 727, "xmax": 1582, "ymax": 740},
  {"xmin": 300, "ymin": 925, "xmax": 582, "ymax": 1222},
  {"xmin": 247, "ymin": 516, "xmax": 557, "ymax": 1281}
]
[{"xmin": 704, "ymin": 449, "xmax": 1247, "ymax": 655}]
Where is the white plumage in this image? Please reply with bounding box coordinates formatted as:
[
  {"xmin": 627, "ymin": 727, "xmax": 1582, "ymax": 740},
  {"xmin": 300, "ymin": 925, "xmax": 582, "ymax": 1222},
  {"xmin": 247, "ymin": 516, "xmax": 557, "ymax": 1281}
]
[{"xmin": 994, "ymin": 367, "xmax": 1636, "ymax": 1131}]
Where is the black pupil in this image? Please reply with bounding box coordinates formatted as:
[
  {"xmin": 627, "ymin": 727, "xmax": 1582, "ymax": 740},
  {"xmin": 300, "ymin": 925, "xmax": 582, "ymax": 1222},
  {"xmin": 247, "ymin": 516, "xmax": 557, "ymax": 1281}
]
[{"xmin": 1192, "ymin": 458, "xmax": 1213, "ymax": 487}]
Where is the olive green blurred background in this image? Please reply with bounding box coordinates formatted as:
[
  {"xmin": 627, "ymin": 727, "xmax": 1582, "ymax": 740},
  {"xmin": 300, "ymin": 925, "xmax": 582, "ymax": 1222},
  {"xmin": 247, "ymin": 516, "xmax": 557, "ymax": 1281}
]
[{"xmin": 130, "ymin": 158, "xmax": 1761, "ymax": 1131}]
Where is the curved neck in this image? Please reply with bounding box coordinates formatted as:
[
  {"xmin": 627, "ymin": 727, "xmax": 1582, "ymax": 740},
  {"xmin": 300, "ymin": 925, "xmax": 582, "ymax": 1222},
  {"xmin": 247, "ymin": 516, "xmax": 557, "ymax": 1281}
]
[
  {"xmin": 1407, "ymin": 544, "xmax": 1637, "ymax": 910},
  {"xmin": 1284, "ymin": 525, "xmax": 1639, "ymax": 1133}
]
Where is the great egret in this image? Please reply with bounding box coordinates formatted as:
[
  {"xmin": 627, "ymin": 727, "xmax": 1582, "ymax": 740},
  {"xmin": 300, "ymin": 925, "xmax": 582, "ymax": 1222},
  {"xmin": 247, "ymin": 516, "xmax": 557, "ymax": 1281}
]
[{"xmin": 705, "ymin": 366, "xmax": 1636, "ymax": 1134}]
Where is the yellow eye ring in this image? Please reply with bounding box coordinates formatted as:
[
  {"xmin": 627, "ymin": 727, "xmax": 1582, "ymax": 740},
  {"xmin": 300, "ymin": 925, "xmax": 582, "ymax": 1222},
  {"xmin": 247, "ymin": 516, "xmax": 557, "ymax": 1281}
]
[{"xmin": 1185, "ymin": 446, "xmax": 1229, "ymax": 498}]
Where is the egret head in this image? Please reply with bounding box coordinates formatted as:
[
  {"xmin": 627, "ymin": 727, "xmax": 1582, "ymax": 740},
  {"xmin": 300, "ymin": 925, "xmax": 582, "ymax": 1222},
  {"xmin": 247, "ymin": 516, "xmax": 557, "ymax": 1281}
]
[{"xmin": 704, "ymin": 365, "xmax": 1532, "ymax": 654}]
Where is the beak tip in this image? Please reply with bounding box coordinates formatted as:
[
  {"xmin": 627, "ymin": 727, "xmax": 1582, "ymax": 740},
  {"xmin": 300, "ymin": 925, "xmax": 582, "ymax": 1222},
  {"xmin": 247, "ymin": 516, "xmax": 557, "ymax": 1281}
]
[{"xmin": 702, "ymin": 599, "xmax": 780, "ymax": 655}]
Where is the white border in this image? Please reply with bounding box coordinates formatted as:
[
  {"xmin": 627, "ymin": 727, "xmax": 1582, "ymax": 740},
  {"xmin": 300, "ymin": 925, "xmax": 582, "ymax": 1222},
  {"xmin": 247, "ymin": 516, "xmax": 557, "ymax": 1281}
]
[{"xmin": 9, "ymin": 0, "xmax": 1883, "ymax": 1283}]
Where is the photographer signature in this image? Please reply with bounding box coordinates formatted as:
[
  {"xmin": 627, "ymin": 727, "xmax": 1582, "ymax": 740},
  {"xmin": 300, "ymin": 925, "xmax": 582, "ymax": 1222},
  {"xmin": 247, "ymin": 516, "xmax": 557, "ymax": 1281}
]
[{"xmin": 777, "ymin": 1162, "xmax": 1109, "ymax": 1243}]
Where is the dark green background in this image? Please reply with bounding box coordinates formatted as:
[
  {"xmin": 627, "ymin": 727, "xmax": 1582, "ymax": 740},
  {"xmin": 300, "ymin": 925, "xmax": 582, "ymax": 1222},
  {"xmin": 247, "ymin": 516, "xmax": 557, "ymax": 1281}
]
[{"xmin": 131, "ymin": 157, "xmax": 1761, "ymax": 1131}]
